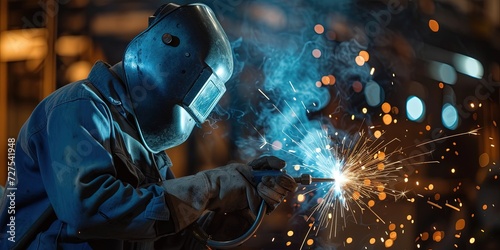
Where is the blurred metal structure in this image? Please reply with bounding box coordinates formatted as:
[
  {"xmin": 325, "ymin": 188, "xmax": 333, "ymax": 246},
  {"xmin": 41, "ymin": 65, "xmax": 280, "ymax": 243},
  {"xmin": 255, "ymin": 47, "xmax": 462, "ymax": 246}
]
[
  {"xmin": 42, "ymin": 0, "xmax": 57, "ymax": 98},
  {"xmin": 0, "ymin": 0, "xmax": 7, "ymax": 184},
  {"xmin": 0, "ymin": 0, "xmax": 60, "ymax": 184}
]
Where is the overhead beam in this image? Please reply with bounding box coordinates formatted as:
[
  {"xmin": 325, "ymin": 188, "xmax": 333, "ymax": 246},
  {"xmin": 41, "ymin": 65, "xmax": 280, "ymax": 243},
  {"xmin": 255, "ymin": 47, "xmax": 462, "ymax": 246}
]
[
  {"xmin": 0, "ymin": 0, "xmax": 8, "ymax": 185},
  {"xmin": 42, "ymin": 0, "xmax": 57, "ymax": 98}
]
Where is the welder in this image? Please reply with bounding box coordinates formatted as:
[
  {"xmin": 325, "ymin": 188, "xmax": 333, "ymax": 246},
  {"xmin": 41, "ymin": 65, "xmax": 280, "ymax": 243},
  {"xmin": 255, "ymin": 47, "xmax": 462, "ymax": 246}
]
[{"xmin": 0, "ymin": 3, "xmax": 297, "ymax": 249}]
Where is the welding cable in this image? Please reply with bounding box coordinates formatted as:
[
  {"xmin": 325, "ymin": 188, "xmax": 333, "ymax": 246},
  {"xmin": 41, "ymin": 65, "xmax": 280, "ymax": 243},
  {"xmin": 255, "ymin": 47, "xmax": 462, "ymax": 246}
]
[
  {"xmin": 190, "ymin": 200, "xmax": 267, "ymax": 249},
  {"xmin": 191, "ymin": 173, "xmax": 334, "ymax": 248}
]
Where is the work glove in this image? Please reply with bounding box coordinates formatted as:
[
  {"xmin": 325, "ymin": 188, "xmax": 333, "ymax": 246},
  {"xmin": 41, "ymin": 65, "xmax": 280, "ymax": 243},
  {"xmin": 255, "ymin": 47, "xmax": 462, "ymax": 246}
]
[
  {"xmin": 162, "ymin": 163, "xmax": 256, "ymax": 232},
  {"xmin": 248, "ymin": 156, "xmax": 298, "ymax": 212},
  {"xmin": 161, "ymin": 156, "xmax": 297, "ymax": 233},
  {"xmin": 204, "ymin": 156, "xmax": 298, "ymax": 241}
]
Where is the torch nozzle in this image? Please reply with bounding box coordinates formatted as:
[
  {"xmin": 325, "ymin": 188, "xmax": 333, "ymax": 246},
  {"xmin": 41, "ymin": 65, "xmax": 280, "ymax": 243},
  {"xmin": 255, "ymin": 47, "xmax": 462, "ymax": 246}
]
[
  {"xmin": 253, "ymin": 171, "xmax": 335, "ymax": 185},
  {"xmin": 293, "ymin": 174, "xmax": 335, "ymax": 185}
]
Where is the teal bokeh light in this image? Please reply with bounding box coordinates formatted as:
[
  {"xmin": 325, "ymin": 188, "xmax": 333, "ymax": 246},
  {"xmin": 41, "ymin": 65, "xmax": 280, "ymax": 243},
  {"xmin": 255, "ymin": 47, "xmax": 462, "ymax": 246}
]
[
  {"xmin": 427, "ymin": 61, "xmax": 457, "ymax": 85},
  {"xmin": 364, "ymin": 80, "xmax": 384, "ymax": 107},
  {"xmin": 442, "ymin": 103, "xmax": 459, "ymax": 130},
  {"xmin": 453, "ymin": 54, "xmax": 484, "ymax": 79},
  {"xmin": 406, "ymin": 96, "xmax": 425, "ymax": 122}
]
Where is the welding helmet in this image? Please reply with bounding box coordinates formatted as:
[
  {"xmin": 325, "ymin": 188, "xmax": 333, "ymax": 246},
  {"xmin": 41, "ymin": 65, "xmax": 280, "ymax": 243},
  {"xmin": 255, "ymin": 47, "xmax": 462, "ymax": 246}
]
[{"xmin": 123, "ymin": 3, "xmax": 233, "ymax": 153}]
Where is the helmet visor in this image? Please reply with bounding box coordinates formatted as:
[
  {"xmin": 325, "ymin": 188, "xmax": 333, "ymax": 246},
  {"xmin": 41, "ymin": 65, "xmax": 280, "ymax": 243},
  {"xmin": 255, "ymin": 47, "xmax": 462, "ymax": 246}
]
[{"xmin": 182, "ymin": 67, "xmax": 226, "ymax": 124}]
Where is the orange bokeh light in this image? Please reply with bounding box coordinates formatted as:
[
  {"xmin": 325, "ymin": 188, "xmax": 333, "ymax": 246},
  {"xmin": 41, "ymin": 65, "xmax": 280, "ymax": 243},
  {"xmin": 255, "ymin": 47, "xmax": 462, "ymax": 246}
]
[
  {"xmin": 429, "ymin": 19, "xmax": 439, "ymax": 32},
  {"xmin": 359, "ymin": 50, "xmax": 370, "ymax": 62},
  {"xmin": 314, "ymin": 24, "xmax": 325, "ymax": 34}
]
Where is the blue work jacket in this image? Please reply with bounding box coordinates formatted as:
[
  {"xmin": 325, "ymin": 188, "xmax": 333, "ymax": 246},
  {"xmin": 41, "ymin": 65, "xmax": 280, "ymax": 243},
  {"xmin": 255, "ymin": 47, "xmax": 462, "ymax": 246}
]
[{"xmin": 0, "ymin": 61, "xmax": 185, "ymax": 249}]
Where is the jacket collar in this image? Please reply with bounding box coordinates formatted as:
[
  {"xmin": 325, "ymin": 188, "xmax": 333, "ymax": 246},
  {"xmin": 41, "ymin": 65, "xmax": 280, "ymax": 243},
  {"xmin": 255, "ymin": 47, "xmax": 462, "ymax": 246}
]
[{"xmin": 87, "ymin": 61, "xmax": 136, "ymax": 119}]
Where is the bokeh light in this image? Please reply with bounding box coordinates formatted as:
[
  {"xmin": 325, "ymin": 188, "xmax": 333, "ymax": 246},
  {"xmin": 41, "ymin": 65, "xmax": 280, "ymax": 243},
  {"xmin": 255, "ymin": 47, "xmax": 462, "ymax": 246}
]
[
  {"xmin": 377, "ymin": 163, "xmax": 385, "ymax": 170},
  {"xmin": 314, "ymin": 24, "xmax": 325, "ymax": 34},
  {"xmin": 364, "ymin": 80, "xmax": 384, "ymax": 107},
  {"xmin": 352, "ymin": 81, "xmax": 363, "ymax": 92},
  {"xmin": 368, "ymin": 200, "xmax": 375, "ymax": 207},
  {"xmin": 389, "ymin": 231, "xmax": 397, "ymax": 240},
  {"xmin": 455, "ymin": 219, "xmax": 466, "ymax": 230},
  {"xmin": 452, "ymin": 54, "xmax": 484, "ymax": 79},
  {"xmin": 406, "ymin": 96, "xmax": 426, "ymax": 122},
  {"xmin": 428, "ymin": 61, "xmax": 457, "ymax": 85},
  {"xmin": 421, "ymin": 232, "xmax": 429, "ymax": 241},
  {"xmin": 359, "ymin": 50, "xmax": 370, "ymax": 62},
  {"xmin": 428, "ymin": 19, "xmax": 439, "ymax": 32},
  {"xmin": 297, "ymin": 194, "xmax": 305, "ymax": 203},
  {"xmin": 321, "ymin": 75, "xmax": 336, "ymax": 85},
  {"xmin": 369, "ymin": 238, "xmax": 376, "ymax": 244},
  {"xmin": 306, "ymin": 239, "xmax": 314, "ymax": 246},
  {"xmin": 66, "ymin": 61, "xmax": 93, "ymax": 83},
  {"xmin": 272, "ymin": 140, "xmax": 283, "ymax": 150},
  {"xmin": 346, "ymin": 237, "xmax": 353, "ymax": 244},
  {"xmin": 383, "ymin": 114, "xmax": 392, "ymax": 125},
  {"xmin": 381, "ymin": 102, "xmax": 391, "ymax": 113},
  {"xmin": 378, "ymin": 192, "xmax": 387, "ymax": 200},
  {"xmin": 355, "ymin": 55, "xmax": 365, "ymax": 66},
  {"xmin": 385, "ymin": 238, "xmax": 394, "ymax": 248},
  {"xmin": 441, "ymin": 103, "xmax": 459, "ymax": 130},
  {"xmin": 433, "ymin": 231, "xmax": 444, "ymax": 242},
  {"xmin": 479, "ymin": 153, "xmax": 489, "ymax": 167},
  {"xmin": 312, "ymin": 48, "xmax": 322, "ymax": 58}
]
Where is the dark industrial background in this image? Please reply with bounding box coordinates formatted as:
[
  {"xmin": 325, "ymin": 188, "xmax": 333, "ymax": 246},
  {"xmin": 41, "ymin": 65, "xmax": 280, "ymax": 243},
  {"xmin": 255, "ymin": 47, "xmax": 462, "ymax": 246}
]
[{"xmin": 1, "ymin": 0, "xmax": 499, "ymax": 249}]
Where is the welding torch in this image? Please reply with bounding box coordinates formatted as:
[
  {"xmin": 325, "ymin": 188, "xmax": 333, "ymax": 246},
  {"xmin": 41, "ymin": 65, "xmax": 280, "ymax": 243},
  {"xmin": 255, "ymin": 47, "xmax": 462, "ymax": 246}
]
[
  {"xmin": 191, "ymin": 170, "xmax": 335, "ymax": 249},
  {"xmin": 254, "ymin": 172, "xmax": 336, "ymax": 185}
]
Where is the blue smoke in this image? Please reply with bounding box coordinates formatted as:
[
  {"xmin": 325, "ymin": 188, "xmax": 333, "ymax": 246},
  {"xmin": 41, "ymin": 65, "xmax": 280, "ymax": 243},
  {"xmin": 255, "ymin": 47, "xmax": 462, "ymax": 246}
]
[
  {"xmin": 220, "ymin": 1, "xmax": 365, "ymax": 164},
  {"xmin": 198, "ymin": 1, "xmax": 422, "ymax": 245},
  {"xmin": 206, "ymin": 0, "xmax": 418, "ymax": 167}
]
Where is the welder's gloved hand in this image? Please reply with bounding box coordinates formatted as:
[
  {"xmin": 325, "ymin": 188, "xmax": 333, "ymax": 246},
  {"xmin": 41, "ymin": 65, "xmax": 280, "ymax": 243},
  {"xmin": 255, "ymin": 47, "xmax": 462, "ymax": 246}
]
[
  {"xmin": 203, "ymin": 163, "xmax": 261, "ymax": 213},
  {"xmin": 248, "ymin": 156, "xmax": 298, "ymax": 213},
  {"xmin": 161, "ymin": 163, "xmax": 260, "ymax": 232}
]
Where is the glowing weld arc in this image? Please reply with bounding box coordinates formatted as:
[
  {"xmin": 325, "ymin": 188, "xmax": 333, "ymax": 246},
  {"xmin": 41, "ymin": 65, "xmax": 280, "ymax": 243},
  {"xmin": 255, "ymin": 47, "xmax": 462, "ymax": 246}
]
[{"xmin": 254, "ymin": 88, "xmax": 412, "ymax": 240}]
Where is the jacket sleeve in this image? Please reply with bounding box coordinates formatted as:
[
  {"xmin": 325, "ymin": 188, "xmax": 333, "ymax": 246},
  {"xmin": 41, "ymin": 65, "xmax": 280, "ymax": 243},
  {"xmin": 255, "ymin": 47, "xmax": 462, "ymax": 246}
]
[{"xmin": 37, "ymin": 97, "xmax": 176, "ymax": 240}]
